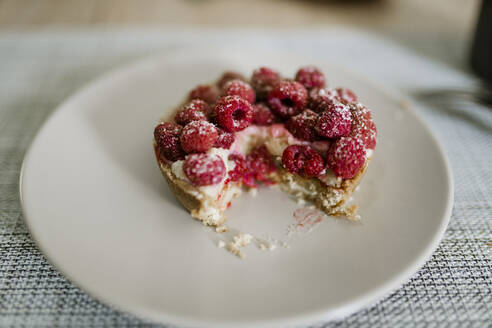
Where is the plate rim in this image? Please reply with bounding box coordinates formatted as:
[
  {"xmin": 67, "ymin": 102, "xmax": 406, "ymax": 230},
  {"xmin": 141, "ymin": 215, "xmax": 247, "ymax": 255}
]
[{"xmin": 19, "ymin": 49, "xmax": 454, "ymax": 328}]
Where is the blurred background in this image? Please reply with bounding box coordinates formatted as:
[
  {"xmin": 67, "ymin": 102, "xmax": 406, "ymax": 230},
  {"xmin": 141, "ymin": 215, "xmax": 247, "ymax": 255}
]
[{"xmin": 0, "ymin": 0, "xmax": 482, "ymax": 72}]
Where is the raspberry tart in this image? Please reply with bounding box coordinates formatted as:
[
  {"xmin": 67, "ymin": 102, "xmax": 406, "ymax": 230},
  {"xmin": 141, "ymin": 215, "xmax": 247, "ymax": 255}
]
[{"xmin": 153, "ymin": 67, "xmax": 377, "ymax": 226}]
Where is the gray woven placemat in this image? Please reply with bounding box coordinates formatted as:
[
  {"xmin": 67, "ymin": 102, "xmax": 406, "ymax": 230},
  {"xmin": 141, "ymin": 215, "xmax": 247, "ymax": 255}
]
[{"xmin": 0, "ymin": 30, "xmax": 490, "ymax": 327}]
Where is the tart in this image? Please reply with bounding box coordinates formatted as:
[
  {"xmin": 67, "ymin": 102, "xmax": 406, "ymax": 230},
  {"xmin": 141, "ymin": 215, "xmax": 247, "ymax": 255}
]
[{"xmin": 153, "ymin": 66, "xmax": 377, "ymax": 226}]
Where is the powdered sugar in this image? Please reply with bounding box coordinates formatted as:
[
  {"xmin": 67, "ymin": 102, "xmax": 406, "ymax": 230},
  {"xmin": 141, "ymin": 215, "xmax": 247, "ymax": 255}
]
[
  {"xmin": 349, "ymin": 102, "xmax": 377, "ymax": 150},
  {"xmin": 183, "ymin": 153, "xmax": 226, "ymax": 186},
  {"xmin": 295, "ymin": 66, "xmax": 326, "ymax": 89},
  {"xmin": 214, "ymin": 95, "xmax": 254, "ymax": 132},
  {"xmin": 336, "ymin": 87, "xmax": 358, "ymax": 104},
  {"xmin": 286, "ymin": 109, "xmax": 318, "ymax": 141},
  {"xmin": 223, "ymin": 80, "xmax": 256, "ymax": 104},
  {"xmin": 326, "ymin": 136, "xmax": 366, "ymax": 179},
  {"xmin": 308, "ymin": 87, "xmax": 341, "ymax": 112},
  {"xmin": 315, "ymin": 103, "xmax": 352, "ymax": 138},
  {"xmin": 268, "ymin": 80, "xmax": 308, "ymax": 118},
  {"xmin": 180, "ymin": 120, "xmax": 218, "ymax": 153},
  {"xmin": 174, "ymin": 99, "xmax": 209, "ymax": 125}
]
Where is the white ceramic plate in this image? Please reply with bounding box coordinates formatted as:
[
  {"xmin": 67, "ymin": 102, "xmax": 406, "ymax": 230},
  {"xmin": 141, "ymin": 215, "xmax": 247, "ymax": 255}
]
[{"xmin": 20, "ymin": 49, "xmax": 453, "ymax": 328}]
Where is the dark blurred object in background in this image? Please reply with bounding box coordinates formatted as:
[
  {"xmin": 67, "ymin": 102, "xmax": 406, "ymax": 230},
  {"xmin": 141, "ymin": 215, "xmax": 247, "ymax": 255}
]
[{"xmin": 471, "ymin": 0, "xmax": 492, "ymax": 84}]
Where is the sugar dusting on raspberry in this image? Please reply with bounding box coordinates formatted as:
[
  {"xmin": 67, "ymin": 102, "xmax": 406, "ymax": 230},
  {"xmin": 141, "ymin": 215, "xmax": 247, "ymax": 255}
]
[
  {"xmin": 286, "ymin": 109, "xmax": 319, "ymax": 141},
  {"xmin": 308, "ymin": 88, "xmax": 341, "ymax": 113},
  {"xmin": 349, "ymin": 102, "xmax": 377, "ymax": 149},
  {"xmin": 154, "ymin": 122, "xmax": 182, "ymax": 140},
  {"xmin": 213, "ymin": 95, "xmax": 254, "ymax": 132},
  {"xmin": 180, "ymin": 120, "xmax": 218, "ymax": 153},
  {"xmin": 315, "ymin": 103, "xmax": 352, "ymax": 138},
  {"xmin": 155, "ymin": 134, "xmax": 185, "ymax": 162},
  {"xmin": 214, "ymin": 128, "xmax": 235, "ymax": 149},
  {"xmin": 154, "ymin": 122, "xmax": 185, "ymax": 162},
  {"xmin": 326, "ymin": 136, "xmax": 366, "ymax": 179},
  {"xmin": 336, "ymin": 87, "xmax": 357, "ymax": 104},
  {"xmin": 350, "ymin": 102, "xmax": 372, "ymax": 120},
  {"xmin": 183, "ymin": 153, "xmax": 226, "ymax": 186},
  {"xmin": 174, "ymin": 99, "xmax": 210, "ymax": 125},
  {"xmin": 268, "ymin": 80, "xmax": 308, "ymax": 118},
  {"xmin": 253, "ymin": 103, "xmax": 276, "ymax": 126},
  {"xmin": 222, "ymin": 80, "xmax": 256, "ymax": 104},
  {"xmin": 295, "ymin": 66, "xmax": 326, "ymax": 89}
]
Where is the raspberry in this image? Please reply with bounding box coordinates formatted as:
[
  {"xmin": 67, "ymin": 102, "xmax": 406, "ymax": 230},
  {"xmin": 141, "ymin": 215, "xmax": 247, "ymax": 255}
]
[
  {"xmin": 251, "ymin": 67, "xmax": 280, "ymax": 100},
  {"xmin": 222, "ymin": 80, "xmax": 256, "ymax": 104},
  {"xmin": 227, "ymin": 153, "xmax": 247, "ymax": 182},
  {"xmin": 154, "ymin": 122, "xmax": 185, "ymax": 162},
  {"xmin": 213, "ymin": 95, "xmax": 254, "ymax": 132},
  {"xmin": 362, "ymin": 119, "xmax": 377, "ymax": 149},
  {"xmin": 295, "ymin": 66, "xmax": 326, "ymax": 89},
  {"xmin": 308, "ymin": 88, "xmax": 341, "ymax": 113},
  {"xmin": 174, "ymin": 99, "xmax": 210, "ymax": 125},
  {"xmin": 286, "ymin": 109, "xmax": 319, "ymax": 141},
  {"xmin": 154, "ymin": 122, "xmax": 182, "ymax": 141},
  {"xmin": 315, "ymin": 103, "xmax": 352, "ymax": 138},
  {"xmin": 304, "ymin": 155, "xmax": 326, "ymax": 177},
  {"xmin": 326, "ymin": 136, "xmax": 366, "ymax": 179},
  {"xmin": 253, "ymin": 103, "xmax": 276, "ymax": 126},
  {"xmin": 156, "ymin": 134, "xmax": 186, "ymax": 162},
  {"xmin": 281, "ymin": 145, "xmax": 324, "ymax": 178},
  {"xmin": 180, "ymin": 121, "xmax": 218, "ymax": 153},
  {"xmin": 214, "ymin": 128, "xmax": 235, "ymax": 149},
  {"xmin": 217, "ymin": 71, "xmax": 245, "ymax": 89},
  {"xmin": 349, "ymin": 103, "xmax": 377, "ymax": 149},
  {"xmin": 244, "ymin": 145, "xmax": 276, "ymax": 186},
  {"xmin": 189, "ymin": 84, "xmax": 219, "ymax": 104},
  {"xmin": 336, "ymin": 87, "xmax": 357, "ymax": 104},
  {"xmin": 348, "ymin": 102, "xmax": 372, "ymax": 120},
  {"xmin": 183, "ymin": 153, "xmax": 226, "ymax": 186},
  {"xmin": 268, "ymin": 80, "xmax": 308, "ymax": 118}
]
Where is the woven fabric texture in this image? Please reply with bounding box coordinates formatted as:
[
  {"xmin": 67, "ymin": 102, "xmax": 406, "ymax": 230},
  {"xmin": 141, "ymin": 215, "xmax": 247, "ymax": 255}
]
[{"xmin": 0, "ymin": 30, "xmax": 490, "ymax": 327}]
